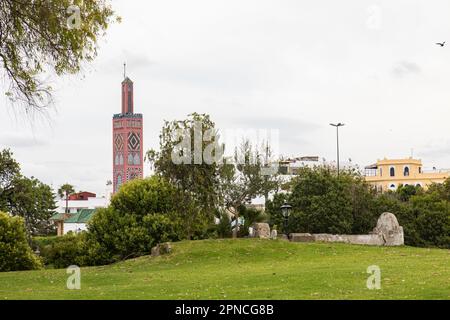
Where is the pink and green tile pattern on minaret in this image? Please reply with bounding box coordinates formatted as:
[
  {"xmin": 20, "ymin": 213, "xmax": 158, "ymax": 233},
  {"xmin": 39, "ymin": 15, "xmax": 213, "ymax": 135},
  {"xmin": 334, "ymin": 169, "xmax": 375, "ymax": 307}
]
[{"xmin": 112, "ymin": 76, "xmax": 143, "ymax": 193}]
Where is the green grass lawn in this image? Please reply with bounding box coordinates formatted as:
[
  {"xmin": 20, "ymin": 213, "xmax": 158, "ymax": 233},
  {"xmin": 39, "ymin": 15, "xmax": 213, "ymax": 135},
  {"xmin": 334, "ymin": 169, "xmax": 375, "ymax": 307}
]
[{"xmin": 0, "ymin": 239, "xmax": 449, "ymax": 299}]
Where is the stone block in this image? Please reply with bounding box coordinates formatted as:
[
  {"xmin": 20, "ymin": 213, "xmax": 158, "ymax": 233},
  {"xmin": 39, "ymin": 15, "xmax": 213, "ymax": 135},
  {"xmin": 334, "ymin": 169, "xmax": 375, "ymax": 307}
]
[
  {"xmin": 270, "ymin": 229, "xmax": 278, "ymax": 240},
  {"xmin": 251, "ymin": 223, "xmax": 271, "ymax": 239},
  {"xmin": 372, "ymin": 212, "xmax": 404, "ymax": 246},
  {"xmin": 290, "ymin": 233, "xmax": 315, "ymax": 242},
  {"xmin": 279, "ymin": 234, "xmax": 289, "ymax": 241},
  {"xmin": 160, "ymin": 242, "xmax": 172, "ymax": 254},
  {"xmin": 151, "ymin": 245, "xmax": 160, "ymax": 257}
]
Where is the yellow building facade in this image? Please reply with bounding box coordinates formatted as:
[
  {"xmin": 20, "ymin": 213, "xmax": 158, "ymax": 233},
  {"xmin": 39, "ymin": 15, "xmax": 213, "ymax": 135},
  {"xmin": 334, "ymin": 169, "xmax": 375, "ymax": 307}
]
[{"xmin": 364, "ymin": 158, "xmax": 449, "ymax": 192}]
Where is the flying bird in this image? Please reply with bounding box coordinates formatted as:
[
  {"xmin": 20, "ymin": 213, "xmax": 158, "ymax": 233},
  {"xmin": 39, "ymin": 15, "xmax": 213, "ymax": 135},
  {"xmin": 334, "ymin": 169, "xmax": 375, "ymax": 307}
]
[{"xmin": 436, "ymin": 41, "xmax": 445, "ymax": 47}]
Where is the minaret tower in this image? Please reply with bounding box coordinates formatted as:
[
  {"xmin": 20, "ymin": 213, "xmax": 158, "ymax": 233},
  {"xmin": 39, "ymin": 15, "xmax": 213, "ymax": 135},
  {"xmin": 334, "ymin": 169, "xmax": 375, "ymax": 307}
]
[{"xmin": 112, "ymin": 66, "xmax": 143, "ymax": 193}]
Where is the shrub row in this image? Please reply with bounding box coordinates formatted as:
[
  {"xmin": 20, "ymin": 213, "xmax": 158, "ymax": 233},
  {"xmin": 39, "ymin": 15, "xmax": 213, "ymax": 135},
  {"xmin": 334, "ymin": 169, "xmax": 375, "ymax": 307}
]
[{"xmin": 266, "ymin": 167, "xmax": 450, "ymax": 249}]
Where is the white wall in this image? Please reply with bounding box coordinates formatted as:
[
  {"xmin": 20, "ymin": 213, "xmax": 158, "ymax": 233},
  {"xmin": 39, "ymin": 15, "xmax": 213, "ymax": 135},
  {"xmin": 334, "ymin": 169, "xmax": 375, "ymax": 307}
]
[
  {"xmin": 63, "ymin": 223, "xmax": 88, "ymax": 235},
  {"xmin": 56, "ymin": 196, "xmax": 109, "ymax": 214}
]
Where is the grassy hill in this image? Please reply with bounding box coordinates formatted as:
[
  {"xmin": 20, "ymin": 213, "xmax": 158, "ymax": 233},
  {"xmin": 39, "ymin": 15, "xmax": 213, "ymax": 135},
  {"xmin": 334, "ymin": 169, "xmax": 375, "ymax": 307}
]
[{"xmin": 0, "ymin": 239, "xmax": 449, "ymax": 299}]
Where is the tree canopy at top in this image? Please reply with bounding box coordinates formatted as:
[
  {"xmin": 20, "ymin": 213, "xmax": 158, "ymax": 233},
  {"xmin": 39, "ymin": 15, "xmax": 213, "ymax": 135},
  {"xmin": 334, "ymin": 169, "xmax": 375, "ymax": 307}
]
[{"xmin": 0, "ymin": 0, "xmax": 117, "ymax": 112}]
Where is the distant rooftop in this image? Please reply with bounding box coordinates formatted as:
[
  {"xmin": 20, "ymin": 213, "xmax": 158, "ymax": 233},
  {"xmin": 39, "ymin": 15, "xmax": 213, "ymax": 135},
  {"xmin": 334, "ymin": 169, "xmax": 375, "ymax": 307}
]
[
  {"xmin": 50, "ymin": 209, "xmax": 97, "ymax": 223},
  {"xmin": 122, "ymin": 76, "xmax": 133, "ymax": 83},
  {"xmin": 68, "ymin": 191, "xmax": 96, "ymax": 201},
  {"xmin": 377, "ymin": 158, "xmax": 422, "ymax": 164},
  {"xmin": 64, "ymin": 209, "xmax": 96, "ymax": 223}
]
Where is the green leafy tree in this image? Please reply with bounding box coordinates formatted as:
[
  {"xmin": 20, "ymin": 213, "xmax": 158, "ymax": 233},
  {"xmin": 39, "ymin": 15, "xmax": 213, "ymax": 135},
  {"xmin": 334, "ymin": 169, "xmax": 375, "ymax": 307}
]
[
  {"xmin": 414, "ymin": 208, "xmax": 450, "ymax": 247},
  {"xmin": 0, "ymin": 149, "xmax": 56, "ymax": 236},
  {"xmin": 220, "ymin": 140, "xmax": 280, "ymax": 237},
  {"xmin": 86, "ymin": 177, "xmax": 184, "ymax": 264},
  {"xmin": 0, "ymin": 149, "xmax": 20, "ymax": 193},
  {"xmin": 396, "ymin": 184, "xmax": 423, "ymax": 202},
  {"xmin": 8, "ymin": 176, "xmax": 57, "ymax": 236},
  {"xmin": 288, "ymin": 167, "xmax": 354, "ymax": 234},
  {"xmin": 266, "ymin": 166, "xmax": 378, "ymax": 235},
  {"xmin": 0, "ymin": 0, "xmax": 118, "ymax": 111},
  {"xmin": 147, "ymin": 113, "xmax": 223, "ymax": 238},
  {"xmin": 0, "ymin": 149, "xmax": 21, "ymax": 211},
  {"xmin": 427, "ymin": 180, "xmax": 450, "ymax": 202},
  {"xmin": 147, "ymin": 114, "xmax": 280, "ymax": 238},
  {"xmin": 0, "ymin": 211, "xmax": 42, "ymax": 271}
]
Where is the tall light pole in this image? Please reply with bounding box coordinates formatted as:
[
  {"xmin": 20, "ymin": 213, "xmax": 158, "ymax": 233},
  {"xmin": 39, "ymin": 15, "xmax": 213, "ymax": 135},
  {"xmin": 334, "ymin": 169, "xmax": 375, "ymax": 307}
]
[{"xmin": 330, "ymin": 123, "xmax": 345, "ymax": 176}]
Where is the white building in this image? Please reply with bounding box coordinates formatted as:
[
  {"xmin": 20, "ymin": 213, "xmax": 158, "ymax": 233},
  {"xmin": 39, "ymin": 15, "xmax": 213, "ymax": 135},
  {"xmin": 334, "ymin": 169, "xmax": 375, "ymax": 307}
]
[{"xmin": 50, "ymin": 189, "xmax": 111, "ymax": 236}]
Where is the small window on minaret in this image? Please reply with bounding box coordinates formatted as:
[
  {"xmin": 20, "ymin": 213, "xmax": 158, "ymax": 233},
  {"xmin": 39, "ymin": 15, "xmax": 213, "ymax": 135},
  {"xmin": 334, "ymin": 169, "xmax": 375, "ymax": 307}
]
[{"xmin": 128, "ymin": 87, "xmax": 132, "ymax": 113}]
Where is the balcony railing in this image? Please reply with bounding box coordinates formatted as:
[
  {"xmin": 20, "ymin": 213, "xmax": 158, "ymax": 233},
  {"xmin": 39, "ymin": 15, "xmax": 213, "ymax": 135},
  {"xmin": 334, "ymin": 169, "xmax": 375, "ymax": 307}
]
[{"xmin": 364, "ymin": 169, "xmax": 378, "ymax": 177}]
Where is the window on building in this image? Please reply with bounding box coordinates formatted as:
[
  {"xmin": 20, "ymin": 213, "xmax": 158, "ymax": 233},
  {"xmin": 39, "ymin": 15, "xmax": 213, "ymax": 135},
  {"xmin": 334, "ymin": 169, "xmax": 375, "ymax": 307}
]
[
  {"xmin": 380, "ymin": 168, "xmax": 383, "ymax": 177},
  {"xmin": 128, "ymin": 153, "xmax": 134, "ymax": 165},
  {"xmin": 404, "ymin": 166, "xmax": 410, "ymax": 176},
  {"xmin": 390, "ymin": 167, "xmax": 395, "ymax": 177},
  {"xmin": 133, "ymin": 153, "xmax": 140, "ymax": 165},
  {"xmin": 419, "ymin": 167, "xmax": 422, "ymax": 174},
  {"xmin": 389, "ymin": 184, "xmax": 396, "ymax": 190}
]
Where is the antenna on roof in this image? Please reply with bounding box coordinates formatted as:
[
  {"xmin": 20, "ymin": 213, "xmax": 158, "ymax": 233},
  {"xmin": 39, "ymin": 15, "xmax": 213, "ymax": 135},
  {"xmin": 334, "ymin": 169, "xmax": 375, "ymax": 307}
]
[{"xmin": 123, "ymin": 62, "xmax": 126, "ymax": 79}]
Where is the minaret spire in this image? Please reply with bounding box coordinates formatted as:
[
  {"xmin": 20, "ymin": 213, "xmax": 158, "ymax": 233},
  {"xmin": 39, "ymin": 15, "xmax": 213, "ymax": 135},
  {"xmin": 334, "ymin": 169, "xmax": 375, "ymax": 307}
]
[{"xmin": 121, "ymin": 66, "xmax": 133, "ymax": 114}]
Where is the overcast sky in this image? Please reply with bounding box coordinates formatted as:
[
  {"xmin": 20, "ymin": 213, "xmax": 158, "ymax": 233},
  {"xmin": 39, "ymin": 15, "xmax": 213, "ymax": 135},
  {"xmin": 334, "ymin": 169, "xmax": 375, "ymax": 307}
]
[{"xmin": 1, "ymin": 0, "xmax": 450, "ymax": 195}]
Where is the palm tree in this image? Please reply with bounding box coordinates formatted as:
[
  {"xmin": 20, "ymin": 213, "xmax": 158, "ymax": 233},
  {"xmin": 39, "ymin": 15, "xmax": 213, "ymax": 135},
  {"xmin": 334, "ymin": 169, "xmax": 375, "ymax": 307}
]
[{"xmin": 57, "ymin": 183, "xmax": 75, "ymax": 215}]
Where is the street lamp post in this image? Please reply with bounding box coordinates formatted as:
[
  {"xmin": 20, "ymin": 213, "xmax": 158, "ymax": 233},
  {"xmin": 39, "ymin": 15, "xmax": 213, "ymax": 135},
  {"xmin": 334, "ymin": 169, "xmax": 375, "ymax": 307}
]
[
  {"xmin": 330, "ymin": 123, "xmax": 345, "ymax": 176},
  {"xmin": 280, "ymin": 201, "xmax": 292, "ymax": 238}
]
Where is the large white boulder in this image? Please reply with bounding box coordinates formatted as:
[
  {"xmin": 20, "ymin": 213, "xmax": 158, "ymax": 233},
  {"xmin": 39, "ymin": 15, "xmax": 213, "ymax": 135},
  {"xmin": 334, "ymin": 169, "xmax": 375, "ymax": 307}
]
[{"xmin": 372, "ymin": 212, "xmax": 404, "ymax": 246}]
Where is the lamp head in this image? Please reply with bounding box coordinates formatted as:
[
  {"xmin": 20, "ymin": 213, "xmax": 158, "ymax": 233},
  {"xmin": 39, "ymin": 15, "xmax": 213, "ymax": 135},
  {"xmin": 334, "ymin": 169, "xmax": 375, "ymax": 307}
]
[{"xmin": 280, "ymin": 201, "xmax": 292, "ymax": 218}]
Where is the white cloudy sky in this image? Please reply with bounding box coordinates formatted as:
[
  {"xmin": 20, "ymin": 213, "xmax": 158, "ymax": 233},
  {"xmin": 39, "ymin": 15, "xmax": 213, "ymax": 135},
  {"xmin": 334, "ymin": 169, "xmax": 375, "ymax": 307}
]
[{"xmin": 1, "ymin": 0, "xmax": 450, "ymax": 195}]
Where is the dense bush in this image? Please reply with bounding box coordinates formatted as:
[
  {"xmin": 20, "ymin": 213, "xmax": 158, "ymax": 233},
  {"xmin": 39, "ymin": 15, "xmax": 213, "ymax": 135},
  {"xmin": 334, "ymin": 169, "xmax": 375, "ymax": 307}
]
[
  {"xmin": 0, "ymin": 149, "xmax": 57, "ymax": 236},
  {"xmin": 266, "ymin": 168, "xmax": 450, "ymax": 249},
  {"xmin": 85, "ymin": 177, "xmax": 188, "ymax": 265},
  {"xmin": 267, "ymin": 167, "xmax": 378, "ymax": 235},
  {"xmin": 143, "ymin": 213, "xmax": 183, "ymax": 244},
  {"xmin": 34, "ymin": 233, "xmax": 88, "ymax": 268},
  {"xmin": 415, "ymin": 209, "xmax": 450, "ymax": 247},
  {"xmin": 409, "ymin": 190, "xmax": 450, "ymax": 247},
  {"xmin": 28, "ymin": 176, "xmax": 209, "ymax": 268},
  {"xmin": 32, "ymin": 236, "xmax": 60, "ymax": 248},
  {"xmin": 371, "ymin": 193, "xmax": 420, "ymax": 245},
  {"xmin": 110, "ymin": 176, "xmax": 181, "ymax": 216},
  {"xmin": 0, "ymin": 211, "xmax": 42, "ymax": 271}
]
